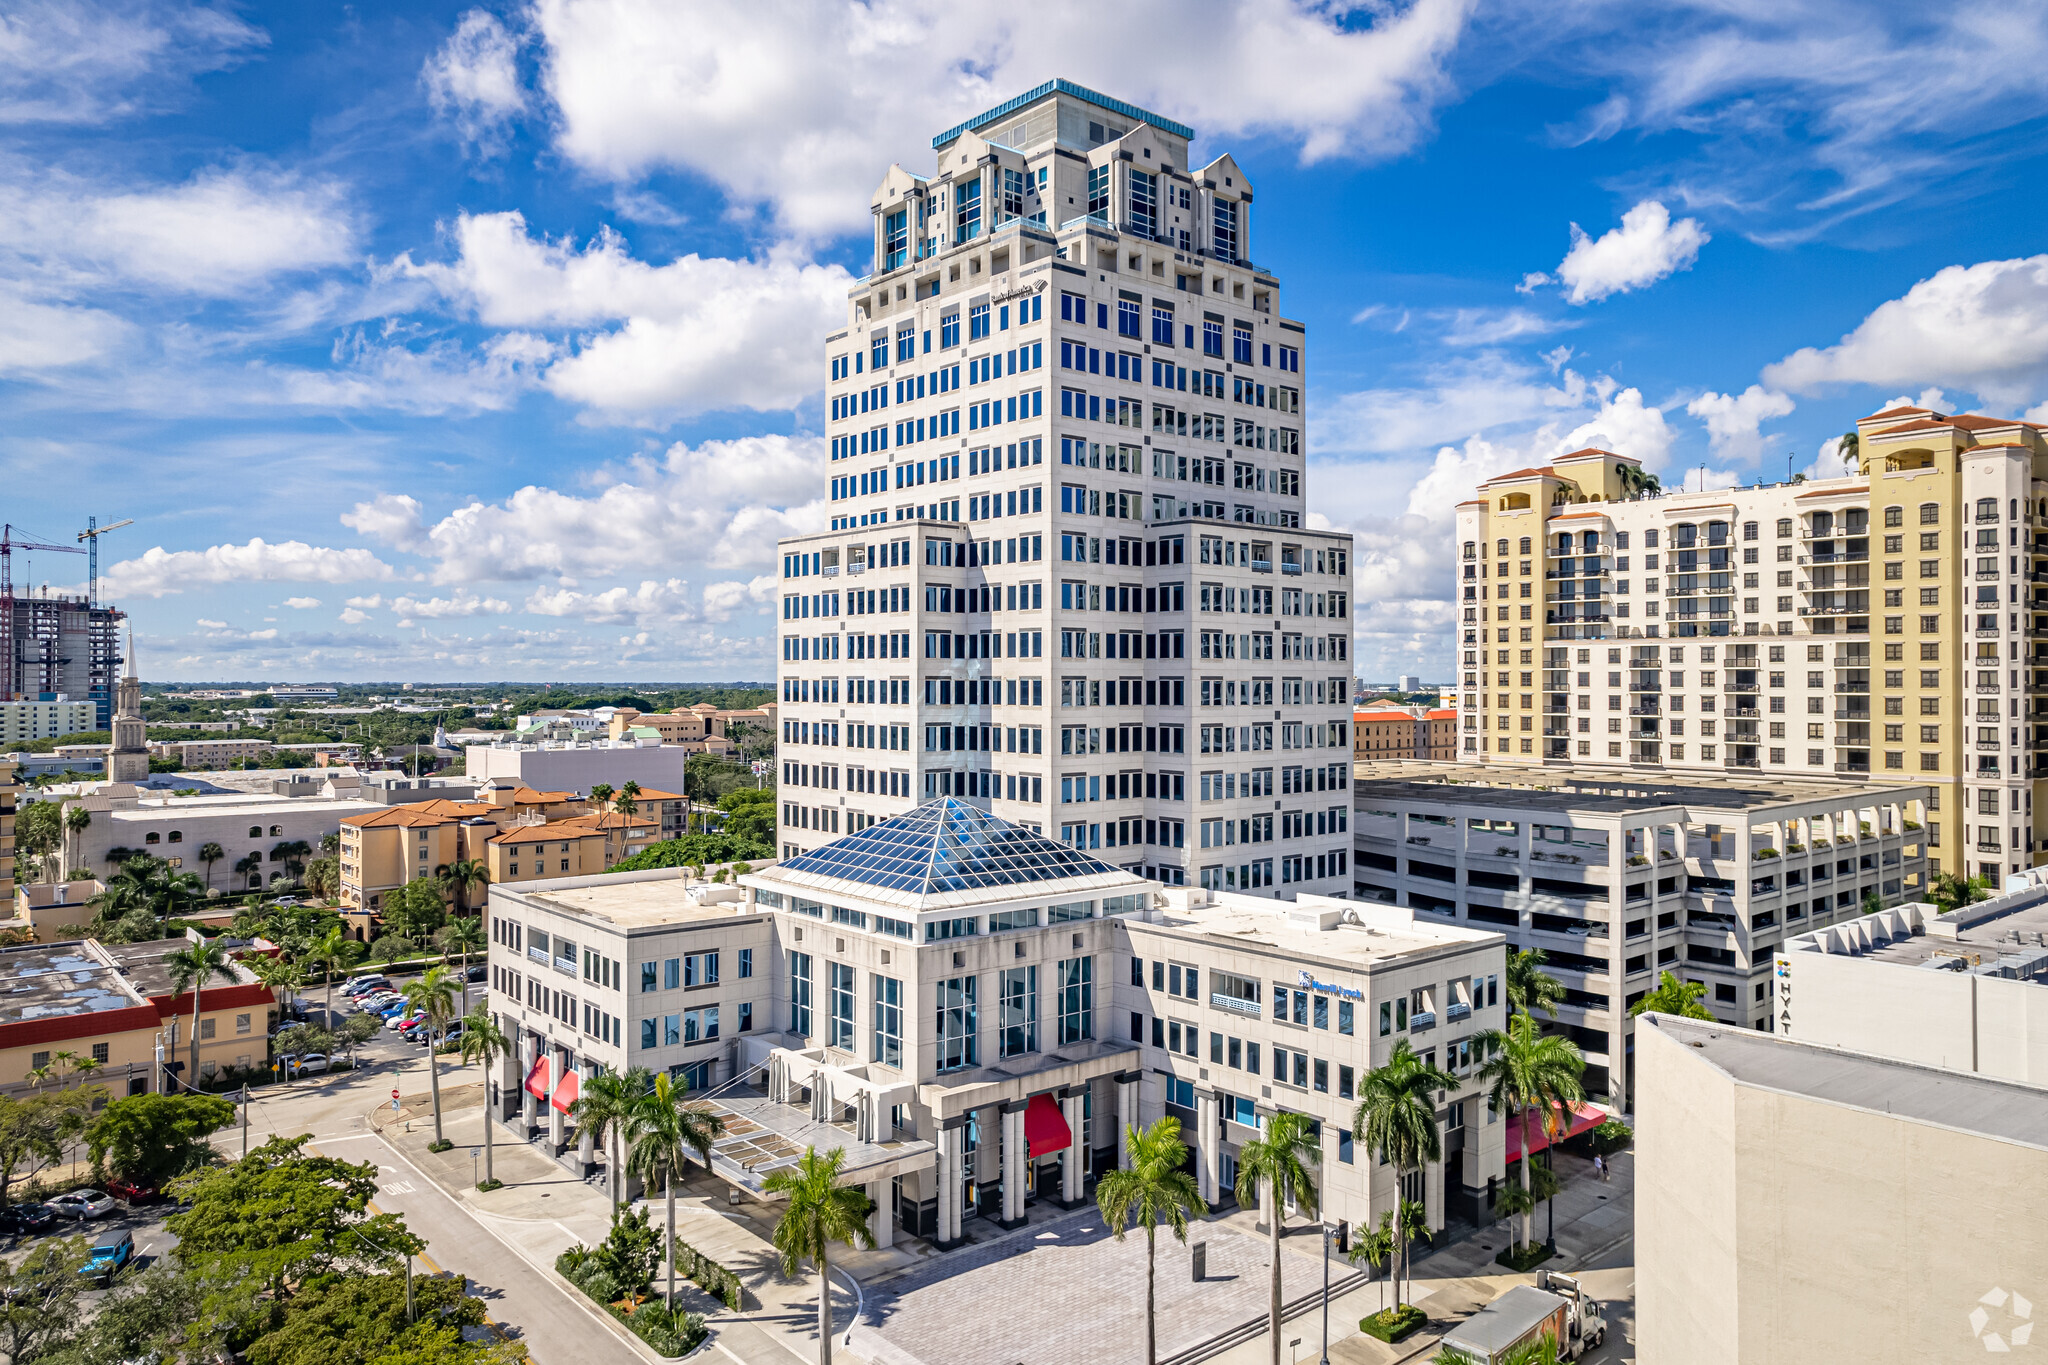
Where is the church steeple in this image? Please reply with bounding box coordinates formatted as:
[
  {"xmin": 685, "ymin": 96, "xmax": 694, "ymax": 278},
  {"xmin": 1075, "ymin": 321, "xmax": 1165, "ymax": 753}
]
[{"xmin": 108, "ymin": 631, "xmax": 148, "ymax": 784}]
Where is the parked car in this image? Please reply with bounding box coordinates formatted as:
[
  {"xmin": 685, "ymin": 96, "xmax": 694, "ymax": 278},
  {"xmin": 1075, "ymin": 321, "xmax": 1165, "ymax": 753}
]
[
  {"xmin": 386, "ymin": 1009, "xmax": 423, "ymax": 1031},
  {"xmin": 432, "ymin": 1021, "xmax": 466, "ymax": 1047},
  {"xmin": 464, "ymin": 964, "xmax": 486, "ymax": 982},
  {"xmin": 46, "ymin": 1190, "xmax": 116, "ymax": 1221},
  {"xmin": 285, "ymin": 1053, "xmax": 330, "ymax": 1076},
  {"xmin": 103, "ymin": 1179, "xmax": 160, "ymax": 1206},
  {"xmin": 356, "ymin": 993, "xmax": 401, "ymax": 1012},
  {"xmin": 80, "ymin": 1230, "xmax": 134, "ymax": 1284},
  {"xmin": 0, "ymin": 1203, "xmax": 56, "ymax": 1236},
  {"xmin": 341, "ymin": 977, "xmax": 391, "ymax": 997}
]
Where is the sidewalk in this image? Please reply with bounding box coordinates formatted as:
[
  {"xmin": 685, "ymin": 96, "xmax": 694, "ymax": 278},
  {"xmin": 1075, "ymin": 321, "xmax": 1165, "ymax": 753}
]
[{"xmin": 376, "ymin": 1075, "xmax": 880, "ymax": 1365}]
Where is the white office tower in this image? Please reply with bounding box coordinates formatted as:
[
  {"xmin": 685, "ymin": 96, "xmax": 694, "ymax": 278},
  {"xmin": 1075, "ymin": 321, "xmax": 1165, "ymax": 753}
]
[{"xmin": 777, "ymin": 80, "xmax": 1356, "ymax": 897}]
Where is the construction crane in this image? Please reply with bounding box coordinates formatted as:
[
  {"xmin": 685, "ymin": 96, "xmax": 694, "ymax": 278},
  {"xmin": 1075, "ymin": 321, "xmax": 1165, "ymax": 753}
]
[
  {"xmin": 0, "ymin": 523, "xmax": 84, "ymax": 600},
  {"xmin": 77, "ymin": 516, "xmax": 133, "ymax": 608}
]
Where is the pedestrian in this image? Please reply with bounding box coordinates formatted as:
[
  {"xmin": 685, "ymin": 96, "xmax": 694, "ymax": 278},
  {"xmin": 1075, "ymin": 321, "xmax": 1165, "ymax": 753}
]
[{"xmin": 1593, "ymin": 1153, "xmax": 1606, "ymax": 1182}]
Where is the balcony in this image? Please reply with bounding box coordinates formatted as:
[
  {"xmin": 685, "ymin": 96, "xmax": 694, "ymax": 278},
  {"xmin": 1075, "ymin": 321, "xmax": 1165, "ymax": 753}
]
[
  {"xmin": 1210, "ymin": 992, "xmax": 1260, "ymax": 1017},
  {"xmin": 1446, "ymin": 1001, "xmax": 1472, "ymax": 1023},
  {"xmin": 1409, "ymin": 1011, "xmax": 1437, "ymax": 1033}
]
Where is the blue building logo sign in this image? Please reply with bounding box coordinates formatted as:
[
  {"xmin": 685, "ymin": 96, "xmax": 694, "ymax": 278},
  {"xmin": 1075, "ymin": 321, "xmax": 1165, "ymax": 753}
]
[{"xmin": 1297, "ymin": 970, "xmax": 1363, "ymax": 1000}]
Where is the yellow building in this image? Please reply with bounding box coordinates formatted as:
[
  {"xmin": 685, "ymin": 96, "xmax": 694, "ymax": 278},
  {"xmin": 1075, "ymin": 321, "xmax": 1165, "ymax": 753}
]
[
  {"xmin": 1452, "ymin": 405, "xmax": 2048, "ymax": 882},
  {"xmin": 336, "ymin": 799, "xmax": 499, "ymax": 914}
]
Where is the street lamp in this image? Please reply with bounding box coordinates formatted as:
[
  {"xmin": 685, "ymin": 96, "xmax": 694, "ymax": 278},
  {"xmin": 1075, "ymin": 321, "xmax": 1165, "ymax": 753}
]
[
  {"xmin": 1544, "ymin": 1146, "xmax": 1556, "ymax": 1255},
  {"xmin": 1319, "ymin": 1220, "xmax": 1333, "ymax": 1364}
]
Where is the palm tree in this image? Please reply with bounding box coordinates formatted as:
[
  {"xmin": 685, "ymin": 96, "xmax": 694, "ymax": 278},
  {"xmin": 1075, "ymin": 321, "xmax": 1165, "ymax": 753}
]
[
  {"xmin": 1929, "ymin": 871, "xmax": 1991, "ymax": 914},
  {"xmin": 232, "ymin": 853, "xmax": 261, "ymax": 892},
  {"xmin": 197, "ymin": 841, "xmax": 225, "ymax": 891},
  {"xmin": 445, "ymin": 858, "xmax": 489, "ymax": 914},
  {"xmin": 617, "ymin": 779, "xmax": 641, "ymax": 817},
  {"xmin": 763, "ymin": 1146, "xmax": 876, "ymax": 1365},
  {"xmin": 1234, "ymin": 1111, "xmax": 1321, "ymax": 1365},
  {"xmin": 274, "ymin": 840, "xmax": 312, "ymax": 885},
  {"xmin": 1476, "ymin": 1014, "xmax": 1586, "ymax": 1255},
  {"xmin": 402, "ymin": 965, "xmax": 461, "ymax": 1146},
  {"xmin": 571, "ymin": 1066, "xmax": 648, "ymax": 1213},
  {"xmin": 458, "ymin": 1006, "xmax": 509, "ymax": 1188},
  {"xmin": 1096, "ymin": 1117, "xmax": 1208, "ymax": 1365},
  {"xmin": 246, "ymin": 954, "xmax": 304, "ymax": 1015},
  {"xmin": 438, "ymin": 916, "xmax": 485, "ymax": 997},
  {"xmin": 62, "ymin": 804, "xmax": 90, "ymax": 874},
  {"xmin": 307, "ymin": 925, "xmax": 365, "ymax": 1024},
  {"xmin": 625, "ymin": 1071, "xmax": 727, "ymax": 1306},
  {"xmin": 588, "ymin": 782, "xmax": 615, "ymax": 814},
  {"xmin": 153, "ymin": 869, "xmax": 208, "ymax": 935},
  {"xmin": 1354, "ymin": 1040, "xmax": 1456, "ymax": 1311},
  {"xmin": 163, "ymin": 940, "xmax": 238, "ymax": 1090},
  {"xmin": 1351, "ymin": 1210, "xmax": 1397, "ymax": 1316},
  {"xmin": 1629, "ymin": 970, "xmax": 1713, "ymax": 1021},
  {"xmin": 1506, "ymin": 947, "xmax": 1565, "ymax": 1021}
]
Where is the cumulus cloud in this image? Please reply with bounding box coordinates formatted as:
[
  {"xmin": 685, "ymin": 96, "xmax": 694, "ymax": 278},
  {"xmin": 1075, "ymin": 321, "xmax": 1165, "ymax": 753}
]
[
  {"xmin": 702, "ymin": 575, "xmax": 780, "ymax": 622},
  {"xmin": 281, "ymin": 596, "xmax": 321, "ymax": 609},
  {"xmin": 1685, "ymin": 385, "xmax": 1796, "ymax": 462},
  {"xmin": 0, "ymin": 166, "xmax": 357, "ymax": 295},
  {"xmin": 340, "ymin": 495, "xmax": 429, "ymax": 551},
  {"xmin": 395, "ymin": 211, "xmax": 848, "ymax": 421},
  {"xmin": 1522, "ymin": 201, "xmax": 1708, "ymax": 305},
  {"xmin": 531, "ymin": 0, "xmax": 1473, "ymax": 236},
  {"xmin": 194, "ymin": 618, "xmax": 226, "ymax": 629},
  {"xmin": 1763, "ymin": 255, "xmax": 2048, "ymax": 407},
  {"xmin": 423, "ymin": 8, "xmax": 526, "ymax": 152},
  {"xmin": 344, "ymin": 433, "xmax": 826, "ymax": 584},
  {"xmin": 103, "ymin": 538, "xmax": 395, "ymax": 598},
  {"xmin": 390, "ymin": 591, "xmax": 511, "ymax": 621},
  {"xmin": 523, "ymin": 578, "xmax": 695, "ymax": 626}
]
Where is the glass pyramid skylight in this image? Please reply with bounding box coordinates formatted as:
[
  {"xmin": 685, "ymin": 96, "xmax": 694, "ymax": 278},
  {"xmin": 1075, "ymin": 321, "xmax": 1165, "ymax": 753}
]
[{"xmin": 777, "ymin": 798, "xmax": 1124, "ymax": 897}]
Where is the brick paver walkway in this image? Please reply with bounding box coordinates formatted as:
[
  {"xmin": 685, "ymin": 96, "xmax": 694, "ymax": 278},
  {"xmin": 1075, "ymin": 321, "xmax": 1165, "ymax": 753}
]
[{"xmin": 850, "ymin": 1207, "xmax": 1325, "ymax": 1365}]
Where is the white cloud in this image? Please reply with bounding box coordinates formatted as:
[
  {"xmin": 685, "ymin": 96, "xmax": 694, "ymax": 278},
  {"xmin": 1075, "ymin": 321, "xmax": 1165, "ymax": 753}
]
[
  {"xmin": 0, "ymin": 0, "xmax": 266, "ymax": 126},
  {"xmin": 396, "ymin": 211, "xmax": 848, "ymax": 421},
  {"xmin": 531, "ymin": 0, "xmax": 1474, "ymax": 237},
  {"xmin": 1558, "ymin": 387, "xmax": 1676, "ymax": 469},
  {"xmin": 1312, "ymin": 353, "xmax": 1594, "ymax": 459},
  {"xmin": 1805, "ymin": 434, "xmax": 1859, "ymax": 481},
  {"xmin": 390, "ymin": 591, "xmax": 511, "ymax": 620},
  {"xmin": 423, "ymin": 9, "xmax": 525, "ymax": 152},
  {"xmin": 345, "ymin": 433, "xmax": 826, "ymax": 584},
  {"xmin": 702, "ymin": 575, "xmax": 779, "ymax": 622},
  {"xmin": 281, "ymin": 596, "xmax": 321, "ymax": 609},
  {"xmin": 0, "ymin": 287, "xmax": 129, "ymax": 372},
  {"xmin": 338, "ymin": 608, "xmax": 370, "ymax": 625},
  {"xmin": 0, "ymin": 166, "xmax": 357, "ymax": 295},
  {"xmin": 1763, "ymin": 255, "xmax": 2048, "ymax": 407},
  {"xmin": 1435, "ymin": 307, "xmax": 1571, "ymax": 348},
  {"xmin": 103, "ymin": 538, "xmax": 395, "ymax": 598},
  {"xmin": 1525, "ymin": 200, "xmax": 1709, "ymax": 305},
  {"xmin": 194, "ymin": 618, "xmax": 226, "ymax": 629},
  {"xmin": 523, "ymin": 578, "xmax": 695, "ymax": 626},
  {"xmin": 340, "ymin": 496, "xmax": 428, "ymax": 551},
  {"xmin": 1685, "ymin": 385, "xmax": 1796, "ymax": 462}
]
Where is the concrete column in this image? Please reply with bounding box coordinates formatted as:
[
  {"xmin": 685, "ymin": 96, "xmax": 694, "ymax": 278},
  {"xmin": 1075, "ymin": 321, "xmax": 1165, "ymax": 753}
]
[
  {"xmin": 866, "ymin": 1178, "xmax": 894, "ymax": 1249},
  {"xmin": 1060, "ymin": 1091, "xmax": 1085, "ymax": 1204},
  {"xmin": 1116, "ymin": 1072, "xmax": 1141, "ymax": 1169},
  {"xmin": 1000, "ymin": 1101, "xmax": 1027, "ymax": 1228},
  {"xmin": 576, "ymin": 1058, "xmax": 596, "ymax": 1169},
  {"xmin": 937, "ymin": 1121, "xmax": 964, "ymax": 1247},
  {"xmin": 519, "ymin": 1030, "xmax": 539, "ymax": 1132},
  {"xmin": 1196, "ymin": 1088, "xmax": 1221, "ymax": 1205},
  {"xmin": 547, "ymin": 1044, "xmax": 567, "ymax": 1149}
]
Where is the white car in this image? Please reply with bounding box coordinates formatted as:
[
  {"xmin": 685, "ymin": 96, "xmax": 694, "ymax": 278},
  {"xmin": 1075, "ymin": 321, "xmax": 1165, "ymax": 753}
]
[
  {"xmin": 47, "ymin": 1189, "xmax": 116, "ymax": 1220},
  {"xmin": 357, "ymin": 993, "xmax": 400, "ymax": 1012},
  {"xmin": 285, "ymin": 1053, "xmax": 330, "ymax": 1076},
  {"xmin": 341, "ymin": 978, "xmax": 390, "ymax": 997}
]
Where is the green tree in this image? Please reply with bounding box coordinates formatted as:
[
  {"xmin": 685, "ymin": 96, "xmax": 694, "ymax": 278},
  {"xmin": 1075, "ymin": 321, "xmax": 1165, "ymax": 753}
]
[
  {"xmin": 0, "ymin": 1236, "xmax": 91, "ymax": 1364},
  {"xmin": 383, "ymin": 876, "xmax": 448, "ymax": 942},
  {"xmin": 571, "ymin": 1067, "xmax": 648, "ymax": 1214},
  {"xmin": 1476, "ymin": 1014, "xmax": 1587, "ymax": 1254},
  {"xmin": 242, "ymin": 1270, "xmax": 523, "ymax": 1365},
  {"xmin": 1234, "ymin": 1110, "xmax": 1320, "ymax": 1365},
  {"xmin": 0, "ymin": 1089, "xmax": 98, "ymax": 1207},
  {"xmin": 303, "ymin": 855, "xmax": 341, "ymax": 901},
  {"xmin": 1506, "ymin": 947, "xmax": 1565, "ymax": 1021},
  {"xmin": 62, "ymin": 803, "xmax": 90, "ymax": 873},
  {"xmin": 1354, "ymin": 1041, "xmax": 1456, "ymax": 1310},
  {"xmin": 152, "ymin": 867, "xmax": 210, "ymax": 935},
  {"xmin": 88, "ymin": 856, "xmax": 164, "ymax": 941},
  {"xmin": 1929, "ymin": 871, "xmax": 1992, "ymax": 914},
  {"xmin": 167, "ymin": 1135, "xmax": 422, "ymax": 1340},
  {"xmin": 338, "ymin": 1011, "xmax": 383, "ymax": 1063},
  {"xmin": 1095, "ymin": 1118, "xmax": 1207, "ymax": 1365},
  {"xmin": 86, "ymin": 1092, "xmax": 236, "ymax": 1186},
  {"xmin": 233, "ymin": 852, "xmax": 263, "ymax": 891},
  {"xmin": 624, "ymin": 1071, "xmax": 726, "ymax": 1306},
  {"xmin": 402, "ymin": 966, "xmax": 461, "ymax": 1146},
  {"xmin": 588, "ymin": 783, "xmax": 615, "ymax": 813},
  {"xmin": 444, "ymin": 859, "xmax": 489, "ymax": 915},
  {"xmin": 13, "ymin": 799, "xmax": 62, "ymax": 881},
  {"xmin": 198, "ymin": 840, "xmax": 226, "ymax": 890},
  {"xmin": 457, "ymin": 1006, "xmax": 510, "ymax": 1187},
  {"xmin": 1629, "ymin": 970, "xmax": 1714, "ymax": 1021},
  {"xmin": 164, "ymin": 939, "xmax": 239, "ymax": 1089},
  {"xmin": 436, "ymin": 916, "xmax": 485, "ymax": 979},
  {"xmin": 308, "ymin": 925, "xmax": 367, "ymax": 1023},
  {"xmin": 762, "ymin": 1146, "xmax": 875, "ymax": 1365}
]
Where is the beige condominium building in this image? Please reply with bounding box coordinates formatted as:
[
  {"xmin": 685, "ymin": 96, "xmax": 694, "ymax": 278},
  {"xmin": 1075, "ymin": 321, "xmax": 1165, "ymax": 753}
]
[
  {"xmin": 778, "ymin": 79, "xmax": 1355, "ymax": 901},
  {"xmin": 1454, "ymin": 406, "xmax": 2048, "ymax": 883},
  {"xmin": 1636, "ymin": 1013, "xmax": 2048, "ymax": 1365},
  {"xmin": 0, "ymin": 698, "xmax": 96, "ymax": 746},
  {"xmin": 486, "ymin": 799, "xmax": 1507, "ymax": 1247}
]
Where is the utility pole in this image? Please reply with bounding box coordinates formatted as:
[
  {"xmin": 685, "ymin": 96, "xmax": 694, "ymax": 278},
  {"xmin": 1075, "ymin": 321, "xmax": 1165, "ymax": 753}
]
[{"xmin": 241, "ymin": 1083, "xmax": 249, "ymax": 1158}]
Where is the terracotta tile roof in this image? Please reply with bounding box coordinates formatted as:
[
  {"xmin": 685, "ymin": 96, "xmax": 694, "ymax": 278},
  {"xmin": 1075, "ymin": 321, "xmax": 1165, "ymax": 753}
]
[
  {"xmin": 1872, "ymin": 414, "xmax": 2037, "ymax": 436},
  {"xmin": 1482, "ymin": 465, "xmax": 1557, "ymax": 484},
  {"xmin": 558, "ymin": 811, "xmax": 658, "ymax": 831},
  {"xmin": 490, "ymin": 823, "xmax": 597, "ymax": 845},
  {"xmin": 1353, "ymin": 710, "xmax": 1417, "ymax": 723},
  {"xmin": 1425, "ymin": 709, "xmax": 1457, "ymax": 720},
  {"xmin": 509, "ymin": 787, "xmax": 577, "ymax": 803},
  {"xmin": 620, "ymin": 788, "xmax": 685, "ymax": 801},
  {"xmin": 345, "ymin": 800, "xmax": 497, "ymax": 828},
  {"xmin": 1865, "ymin": 405, "xmax": 1933, "ymax": 419},
  {"xmin": 1553, "ymin": 447, "xmax": 1625, "ymax": 462}
]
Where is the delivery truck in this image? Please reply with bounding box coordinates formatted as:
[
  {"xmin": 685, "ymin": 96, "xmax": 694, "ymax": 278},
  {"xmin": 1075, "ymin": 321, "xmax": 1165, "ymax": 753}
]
[{"xmin": 1437, "ymin": 1270, "xmax": 1608, "ymax": 1362}]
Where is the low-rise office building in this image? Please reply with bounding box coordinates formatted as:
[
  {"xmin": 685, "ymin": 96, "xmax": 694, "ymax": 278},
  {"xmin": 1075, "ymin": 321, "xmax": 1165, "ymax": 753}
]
[
  {"xmin": 0, "ymin": 698, "xmax": 96, "ymax": 746},
  {"xmin": 1351, "ymin": 760, "xmax": 1929, "ymax": 1109},
  {"xmin": 1636, "ymin": 1013, "xmax": 2048, "ymax": 1365},
  {"xmin": 1353, "ymin": 707, "xmax": 1457, "ymax": 761},
  {"xmin": 1774, "ymin": 875, "xmax": 2048, "ymax": 1084},
  {"xmin": 149, "ymin": 737, "xmax": 273, "ymax": 767},
  {"xmin": 485, "ymin": 799, "xmax": 1507, "ymax": 1246},
  {"xmin": 341, "ymin": 794, "xmax": 659, "ymax": 914},
  {"xmin": 55, "ymin": 785, "xmax": 380, "ymax": 889},
  {"xmin": 466, "ymin": 739, "xmax": 694, "ymax": 798}
]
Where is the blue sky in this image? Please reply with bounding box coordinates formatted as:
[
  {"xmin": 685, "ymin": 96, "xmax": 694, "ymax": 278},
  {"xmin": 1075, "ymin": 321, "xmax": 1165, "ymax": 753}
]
[{"xmin": 5, "ymin": 1, "xmax": 2048, "ymax": 684}]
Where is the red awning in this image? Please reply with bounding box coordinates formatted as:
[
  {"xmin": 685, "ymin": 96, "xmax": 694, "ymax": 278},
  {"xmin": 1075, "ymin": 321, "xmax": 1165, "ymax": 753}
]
[
  {"xmin": 551, "ymin": 1067, "xmax": 581, "ymax": 1114},
  {"xmin": 1505, "ymin": 1101, "xmax": 1605, "ymax": 1162},
  {"xmin": 1024, "ymin": 1092, "xmax": 1071, "ymax": 1157},
  {"xmin": 524, "ymin": 1055, "xmax": 550, "ymax": 1099}
]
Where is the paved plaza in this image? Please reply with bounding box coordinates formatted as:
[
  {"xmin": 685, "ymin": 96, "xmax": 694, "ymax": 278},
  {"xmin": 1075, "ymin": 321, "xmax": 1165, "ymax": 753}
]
[{"xmin": 848, "ymin": 1208, "xmax": 1332, "ymax": 1365}]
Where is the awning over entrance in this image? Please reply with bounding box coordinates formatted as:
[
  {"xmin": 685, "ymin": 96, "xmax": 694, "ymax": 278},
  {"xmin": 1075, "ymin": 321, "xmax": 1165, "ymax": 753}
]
[
  {"xmin": 524, "ymin": 1055, "xmax": 550, "ymax": 1098},
  {"xmin": 1505, "ymin": 1101, "xmax": 1606, "ymax": 1161},
  {"xmin": 1024, "ymin": 1092, "xmax": 1071, "ymax": 1157},
  {"xmin": 551, "ymin": 1067, "xmax": 580, "ymax": 1114}
]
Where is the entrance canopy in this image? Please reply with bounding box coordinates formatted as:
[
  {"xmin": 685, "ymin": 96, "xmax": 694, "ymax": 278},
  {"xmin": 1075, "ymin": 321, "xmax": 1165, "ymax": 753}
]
[
  {"xmin": 1024, "ymin": 1092, "xmax": 1071, "ymax": 1157},
  {"xmin": 1505, "ymin": 1101, "xmax": 1605, "ymax": 1161},
  {"xmin": 524, "ymin": 1055, "xmax": 550, "ymax": 1098}
]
